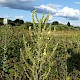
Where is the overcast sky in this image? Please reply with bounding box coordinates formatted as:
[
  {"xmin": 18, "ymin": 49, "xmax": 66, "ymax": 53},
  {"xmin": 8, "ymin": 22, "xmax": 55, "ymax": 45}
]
[{"xmin": 0, "ymin": 0, "xmax": 80, "ymax": 26}]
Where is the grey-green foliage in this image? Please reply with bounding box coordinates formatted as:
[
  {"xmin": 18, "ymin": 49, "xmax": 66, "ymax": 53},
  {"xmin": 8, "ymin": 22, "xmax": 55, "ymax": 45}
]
[
  {"xmin": 32, "ymin": 10, "xmax": 52, "ymax": 32},
  {"xmin": 20, "ymin": 33, "xmax": 58, "ymax": 80},
  {"xmin": 20, "ymin": 11, "xmax": 58, "ymax": 80}
]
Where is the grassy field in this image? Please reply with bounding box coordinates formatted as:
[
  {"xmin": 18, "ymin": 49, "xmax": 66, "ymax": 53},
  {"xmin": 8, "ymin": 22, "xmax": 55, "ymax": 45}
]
[
  {"xmin": 0, "ymin": 12, "xmax": 80, "ymax": 80},
  {"xmin": 0, "ymin": 25, "xmax": 80, "ymax": 80}
]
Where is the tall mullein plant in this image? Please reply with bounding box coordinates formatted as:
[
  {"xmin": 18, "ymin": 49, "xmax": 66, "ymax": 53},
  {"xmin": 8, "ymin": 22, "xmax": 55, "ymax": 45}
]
[
  {"xmin": 32, "ymin": 10, "xmax": 37, "ymax": 31},
  {"xmin": 20, "ymin": 11, "xmax": 58, "ymax": 80},
  {"xmin": 20, "ymin": 34, "xmax": 58, "ymax": 80},
  {"xmin": 32, "ymin": 10, "xmax": 51, "ymax": 32}
]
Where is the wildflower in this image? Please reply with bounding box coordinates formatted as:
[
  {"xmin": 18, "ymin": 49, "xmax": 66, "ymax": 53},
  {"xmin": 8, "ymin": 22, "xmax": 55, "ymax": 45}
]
[
  {"xmin": 48, "ymin": 31, "xmax": 51, "ymax": 35},
  {"xmin": 43, "ymin": 49, "xmax": 46, "ymax": 55}
]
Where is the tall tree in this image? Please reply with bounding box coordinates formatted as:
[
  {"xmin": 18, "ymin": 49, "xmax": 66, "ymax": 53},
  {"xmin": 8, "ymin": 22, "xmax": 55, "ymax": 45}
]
[
  {"xmin": 67, "ymin": 22, "xmax": 70, "ymax": 26},
  {"xmin": 14, "ymin": 19, "xmax": 24, "ymax": 26},
  {"xmin": 52, "ymin": 21, "xmax": 59, "ymax": 25}
]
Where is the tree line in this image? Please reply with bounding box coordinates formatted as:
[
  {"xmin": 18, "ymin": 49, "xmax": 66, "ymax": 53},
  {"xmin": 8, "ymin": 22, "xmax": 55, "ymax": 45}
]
[
  {"xmin": 0, "ymin": 18, "xmax": 24, "ymax": 26},
  {"xmin": 0, "ymin": 18, "xmax": 71, "ymax": 26},
  {"xmin": 0, "ymin": 18, "xmax": 80, "ymax": 31}
]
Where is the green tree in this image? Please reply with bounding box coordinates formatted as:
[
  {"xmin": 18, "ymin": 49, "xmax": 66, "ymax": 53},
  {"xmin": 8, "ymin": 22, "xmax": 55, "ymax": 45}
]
[
  {"xmin": 67, "ymin": 22, "xmax": 70, "ymax": 26},
  {"xmin": 52, "ymin": 21, "xmax": 59, "ymax": 25},
  {"xmin": 14, "ymin": 19, "xmax": 24, "ymax": 26},
  {"xmin": 0, "ymin": 18, "xmax": 3, "ymax": 26}
]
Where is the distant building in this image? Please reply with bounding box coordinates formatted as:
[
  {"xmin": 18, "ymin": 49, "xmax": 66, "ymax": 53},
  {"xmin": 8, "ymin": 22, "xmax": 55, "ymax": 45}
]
[{"xmin": 3, "ymin": 18, "xmax": 8, "ymax": 25}]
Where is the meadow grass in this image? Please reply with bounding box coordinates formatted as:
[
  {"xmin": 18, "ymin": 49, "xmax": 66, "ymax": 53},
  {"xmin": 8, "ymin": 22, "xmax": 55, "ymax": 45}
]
[{"xmin": 0, "ymin": 11, "xmax": 80, "ymax": 80}]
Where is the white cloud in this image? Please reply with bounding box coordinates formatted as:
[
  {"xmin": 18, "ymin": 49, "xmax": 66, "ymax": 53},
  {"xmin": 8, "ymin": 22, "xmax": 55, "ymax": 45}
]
[
  {"xmin": 55, "ymin": 7, "xmax": 80, "ymax": 20},
  {"xmin": 15, "ymin": 16, "xmax": 24, "ymax": 19},
  {"xmin": 5, "ymin": 15, "xmax": 11, "ymax": 18},
  {"xmin": 74, "ymin": 2, "xmax": 80, "ymax": 4},
  {"xmin": 0, "ymin": 0, "xmax": 80, "ymax": 21},
  {"xmin": 47, "ymin": 4, "xmax": 62, "ymax": 9},
  {"xmin": 0, "ymin": 0, "xmax": 35, "ymax": 10},
  {"xmin": 34, "ymin": 5, "xmax": 57, "ymax": 14},
  {"xmin": 0, "ymin": 0, "xmax": 61, "ymax": 14}
]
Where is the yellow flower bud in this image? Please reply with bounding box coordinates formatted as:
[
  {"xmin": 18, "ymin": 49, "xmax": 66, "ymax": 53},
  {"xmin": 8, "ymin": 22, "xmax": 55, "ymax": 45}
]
[
  {"xmin": 48, "ymin": 31, "xmax": 50, "ymax": 34},
  {"xmin": 43, "ymin": 49, "xmax": 46, "ymax": 55}
]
